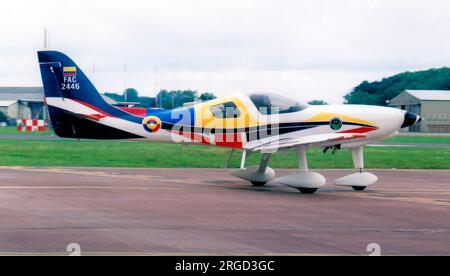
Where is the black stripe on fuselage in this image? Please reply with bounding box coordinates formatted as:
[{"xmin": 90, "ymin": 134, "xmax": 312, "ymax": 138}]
[{"xmin": 161, "ymin": 121, "xmax": 375, "ymax": 142}]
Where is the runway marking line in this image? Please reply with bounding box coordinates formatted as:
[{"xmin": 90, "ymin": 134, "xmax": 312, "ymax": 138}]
[
  {"xmin": 331, "ymin": 192, "xmax": 450, "ymax": 207},
  {"xmin": 0, "ymin": 167, "xmax": 202, "ymax": 185}
]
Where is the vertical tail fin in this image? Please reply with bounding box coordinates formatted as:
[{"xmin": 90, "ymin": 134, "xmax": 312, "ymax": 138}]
[
  {"xmin": 38, "ymin": 51, "xmax": 143, "ymax": 139},
  {"xmin": 38, "ymin": 51, "xmax": 113, "ymax": 111}
]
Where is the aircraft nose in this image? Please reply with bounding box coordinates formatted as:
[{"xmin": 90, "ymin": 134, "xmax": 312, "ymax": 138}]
[{"xmin": 401, "ymin": 111, "xmax": 422, "ymax": 128}]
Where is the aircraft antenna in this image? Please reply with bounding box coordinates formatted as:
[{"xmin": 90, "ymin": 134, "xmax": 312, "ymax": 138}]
[
  {"xmin": 124, "ymin": 63, "xmax": 128, "ymax": 102},
  {"xmin": 43, "ymin": 25, "xmax": 48, "ymax": 49},
  {"xmin": 155, "ymin": 65, "xmax": 159, "ymax": 108},
  {"xmin": 92, "ymin": 63, "xmax": 96, "ymax": 86}
]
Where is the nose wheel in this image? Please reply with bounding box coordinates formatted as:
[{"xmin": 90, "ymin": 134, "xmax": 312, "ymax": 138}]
[
  {"xmin": 251, "ymin": 181, "xmax": 268, "ymax": 187},
  {"xmin": 335, "ymin": 147, "xmax": 378, "ymax": 191},
  {"xmin": 299, "ymin": 188, "xmax": 318, "ymax": 194}
]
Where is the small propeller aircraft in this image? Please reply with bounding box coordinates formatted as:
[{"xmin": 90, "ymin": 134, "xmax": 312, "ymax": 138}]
[{"xmin": 38, "ymin": 51, "xmax": 422, "ymax": 194}]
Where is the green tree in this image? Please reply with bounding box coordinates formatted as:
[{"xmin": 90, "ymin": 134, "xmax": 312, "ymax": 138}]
[
  {"xmin": 308, "ymin": 100, "xmax": 328, "ymax": 105},
  {"xmin": 199, "ymin": 92, "xmax": 216, "ymax": 101},
  {"xmin": 0, "ymin": 111, "xmax": 8, "ymax": 122},
  {"xmin": 123, "ymin": 88, "xmax": 139, "ymax": 102},
  {"xmin": 156, "ymin": 90, "xmax": 199, "ymax": 109},
  {"xmin": 105, "ymin": 89, "xmax": 216, "ymax": 109},
  {"xmin": 344, "ymin": 67, "xmax": 450, "ymax": 106}
]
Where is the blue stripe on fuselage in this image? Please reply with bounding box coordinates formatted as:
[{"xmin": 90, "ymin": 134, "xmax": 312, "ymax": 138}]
[{"xmin": 150, "ymin": 106, "xmax": 195, "ymax": 128}]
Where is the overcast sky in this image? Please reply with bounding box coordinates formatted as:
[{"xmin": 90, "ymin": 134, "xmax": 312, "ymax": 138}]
[{"xmin": 1, "ymin": 0, "xmax": 450, "ymax": 103}]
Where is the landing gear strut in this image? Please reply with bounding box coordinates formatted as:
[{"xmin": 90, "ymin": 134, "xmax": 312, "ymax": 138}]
[
  {"xmin": 275, "ymin": 147, "xmax": 326, "ymax": 194},
  {"xmin": 334, "ymin": 147, "xmax": 378, "ymax": 191},
  {"xmin": 231, "ymin": 151, "xmax": 275, "ymax": 186}
]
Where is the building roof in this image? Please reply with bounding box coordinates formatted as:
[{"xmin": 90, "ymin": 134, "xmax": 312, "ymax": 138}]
[
  {"xmin": 405, "ymin": 90, "xmax": 450, "ymax": 101},
  {"xmin": 0, "ymin": 87, "xmax": 44, "ymax": 102},
  {"xmin": 0, "ymin": 100, "xmax": 17, "ymax": 107}
]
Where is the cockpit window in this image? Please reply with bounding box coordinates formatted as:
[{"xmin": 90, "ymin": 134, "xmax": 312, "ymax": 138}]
[
  {"xmin": 249, "ymin": 93, "xmax": 308, "ymax": 115},
  {"xmin": 210, "ymin": 102, "xmax": 241, "ymax": 119}
]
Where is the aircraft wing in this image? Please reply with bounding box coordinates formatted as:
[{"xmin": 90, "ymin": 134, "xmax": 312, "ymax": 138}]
[{"xmin": 250, "ymin": 133, "xmax": 368, "ymax": 152}]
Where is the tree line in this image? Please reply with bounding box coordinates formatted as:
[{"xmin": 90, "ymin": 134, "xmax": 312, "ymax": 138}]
[
  {"xmin": 344, "ymin": 67, "xmax": 450, "ymax": 106},
  {"xmin": 104, "ymin": 89, "xmax": 216, "ymax": 109}
]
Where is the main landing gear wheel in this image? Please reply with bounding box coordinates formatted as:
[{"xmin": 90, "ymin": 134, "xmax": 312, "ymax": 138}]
[
  {"xmin": 299, "ymin": 188, "xmax": 318, "ymax": 194},
  {"xmin": 251, "ymin": 181, "xmax": 267, "ymax": 187},
  {"xmin": 352, "ymin": 186, "xmax": 367, "ymax": 191}
]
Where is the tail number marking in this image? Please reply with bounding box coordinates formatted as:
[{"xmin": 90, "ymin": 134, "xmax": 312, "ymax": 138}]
[{"xmin": 62, "ymin": 76, "xmax": 80, "ymax": 91}]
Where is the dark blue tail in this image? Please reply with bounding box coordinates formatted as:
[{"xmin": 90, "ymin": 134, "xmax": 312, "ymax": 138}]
[{"xmin": 38, "ymin": 51, "xmax": 143, "ymax": 139}]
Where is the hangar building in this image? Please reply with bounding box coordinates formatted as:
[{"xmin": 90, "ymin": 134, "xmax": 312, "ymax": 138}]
[
  {"xmin": 0, "ymin": 87, "xmax": 121, "ymax": 125},
  {"xmin": 389, "ymin": 90, "xmax": 450, "ymax": 133},
  {"xmin": 0, "ymin": 87, "xmax": 46, "ymax": 124}
]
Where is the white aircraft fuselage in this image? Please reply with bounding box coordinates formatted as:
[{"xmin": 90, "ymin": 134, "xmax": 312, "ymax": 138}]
[{"xmin": 38, "ymin": 51, "xmax": 422, "ymax": 194}]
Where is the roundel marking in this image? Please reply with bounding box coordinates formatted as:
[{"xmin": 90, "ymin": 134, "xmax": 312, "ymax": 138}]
[
  {"xmin": 142, "ymin": 116, "xmax": 162, "ymax": 133},
  {"xmin": 330, "ymin": 117, "xmax": 343, "ymax": 131}
]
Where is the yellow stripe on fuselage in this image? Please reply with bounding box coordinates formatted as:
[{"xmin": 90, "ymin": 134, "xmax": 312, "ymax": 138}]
[{"xmin": 305, "ymin": 112, "xmax": 375, "ymax": 127}]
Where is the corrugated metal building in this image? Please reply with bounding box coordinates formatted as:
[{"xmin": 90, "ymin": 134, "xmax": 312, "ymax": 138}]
[
  {"xmin": 389, "ymin": 90, "xmax": 450, "ymax": 133},
  {"xmin": 0, "ymin": 87, "xmax": 46, "ymax": 124},
  {"xmin": 0, "ymin": 87, "xmax": 121, "ymax": 125}
]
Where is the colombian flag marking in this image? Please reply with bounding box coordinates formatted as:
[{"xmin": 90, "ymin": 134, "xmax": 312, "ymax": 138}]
[
  {"xmin": 63, "ymin": 67, "xmax": 77, "ymax": 77},
  {"xmin": 142, "ymin": 116, "xmax": 162, "ymax": 133}
]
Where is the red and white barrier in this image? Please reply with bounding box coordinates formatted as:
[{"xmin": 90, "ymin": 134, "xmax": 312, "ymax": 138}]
[{"xmin": 16, "ymin": 119, "xmax": 46, "ymax": 132}]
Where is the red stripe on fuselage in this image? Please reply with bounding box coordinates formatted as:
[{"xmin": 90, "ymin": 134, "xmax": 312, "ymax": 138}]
[
  {"xmin": 119, "ymin": 107, "xmax": 147, "ymax": 117},
  {"xmin": 86, "ymin": 114, "xmax": 106, "ymax": 121},
  {"xmin": 215, "ymin": 133, "xmax": 243, "ymax": 149},
  {"xmin": 339, "ymin": 126, "xmax": 377, "ymax": 134},
  {"xmin": 71, "ymin": 99, "xmax": 114, "ymax": 118}
]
